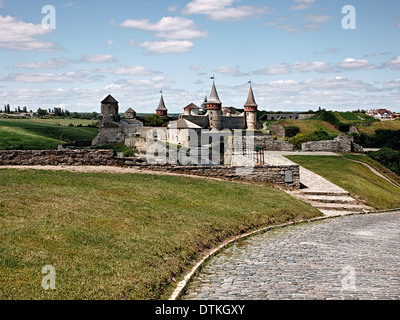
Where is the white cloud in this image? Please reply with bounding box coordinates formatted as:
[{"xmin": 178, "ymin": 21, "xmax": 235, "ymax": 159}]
[
  {"xmin": 216, "ymin": 66, "xmax": 249, "ymax": 77},
  {"xmin": 189, "ymin": 65, "xmax": 204, "ymax": 70},
  {"xmin": 128, "ymin": 38, "xmax": 135, "ymax": 47},
  {"xmin": 292, "ymin": 61, "xmax": 334, "ymax": 73},
  {"xmin": 303, "ymin": 77, "xmax": 372, "ymax": 91},
  {"xmin": 337, "ymin": 58, "xmax": 375, "ymax": 71},
  {"xmin": 6, "ymin": 70, "xmax": 102, "ymax": 83},
  {"xmin": 268, "ymin": 13, "xmax": 331, "ymax": 33},
  {"xmin": 254, "ymin": 64, "xmax": 292, "ymax": 75},
  {"xmin": 13, "ymin": 58, "xmax": 70, "ymax": 69},
  {"xmin": 139, "ymin": 40, "xmax": 195, "ymax": 54},
  {"xmin": 383, "ymin": 56, "xmax": 400, "ymax": 70},
  {"xmin": 82, "ymin": 54, "xmax": 117, "ymax": 63},
  {"xmin": 314, "ymin": 48, "xmax": 341, "ymax": 55},
  {"xmin": 290, "ymin": 0, "xmax": 316, "ymax": 11},
  {"xmin": 120, "ymin": 16, "xmax": 208, "ymax": 40},
  {"xmin": 384, "ymin": 79, "xmax": 400, "ymax": 88},
  {"xmin": 97, "ymin": 65, "xmax": 158, "ymax": 76},
  {"xmin": 106, "ymin": 40, "xmax": 115, "ymax": 46},
  {"xmin": 0, "ymin": 15, "xmax": 61, "ymax": 52},
  {"xmin": 182, "ymin": 0, "xmax": 271, "ymax": 21},
  {"xmin": 62, "ymin": 2, "xmax": 74, "ymax": 7}
]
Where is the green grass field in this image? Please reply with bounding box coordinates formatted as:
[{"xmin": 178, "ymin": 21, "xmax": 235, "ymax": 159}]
[
  {"xmin": 0, "ymin": 169, "xmax": 321, "ymax": 300},
  {"xmin": 0, "ymin": 119, "xmax": 98, "ymax": 150},
  {"xmin": 279, "ymin": 119, "xmax": 341, "ymax": 135},
  {"xmin": 287, "ymin": 155, "xmax": 400, "ymax": 210}
]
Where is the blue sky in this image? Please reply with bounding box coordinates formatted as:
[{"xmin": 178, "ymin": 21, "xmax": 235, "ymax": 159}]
[{"xmin": 0, "ymin": 0, "xmax": 399, "ymax": 113}]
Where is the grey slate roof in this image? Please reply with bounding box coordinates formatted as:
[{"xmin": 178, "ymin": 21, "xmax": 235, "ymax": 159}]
[
  {"xmin": 208, "ymin": 81, "xmax": 222, "ymax": 105},
  {"xmin": 244, "ymin": 86, "xmax": 258, "ymax": 108},
  {"xmin": 157, "ymin": 95, "xmax": 168, "ymax": 111},
  {"xmin": 101, "ymin": 94, "xmax": 118, "ymax": 104}
]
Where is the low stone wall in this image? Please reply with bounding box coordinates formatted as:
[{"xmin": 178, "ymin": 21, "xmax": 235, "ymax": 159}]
[
  {"xmin": 115, "ymin": 159, "xmax": 300, "ymax": 188},
  {"xmin": 302, "ymin": 135, "xmax": 364, "ymax": 153},
  {"xmin": 0, "ymin": 149, "xmax": 300, "ymax": 188},
  {"xmin": 0, "ymin": 150, "xmax": 115, "ymax": 166}
]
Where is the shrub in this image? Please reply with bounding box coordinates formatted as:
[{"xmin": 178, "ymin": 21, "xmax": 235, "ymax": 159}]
[
  {"xmin": 353, "ymin": 130, "xmax": 400, "ymax": 150},
  {"xmin": 145, "ymin": 115, "xmax": 164, "ymax": 127},
  {"xmin": 368, "ymin": 148, "xmax": 400, "ymax": 176}
]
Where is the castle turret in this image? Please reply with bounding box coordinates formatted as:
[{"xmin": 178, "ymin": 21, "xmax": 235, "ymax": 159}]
[
  {"xmin": 244, "ymin": 84, "xmax": 258, "ymax": 130},
  {"xmin": 156, "ymin": 93, "xmax": 168, "ymax": 117},
  {"xmin": 206, "ymin": 81, "xmax": 222, "ymax": 130},
  {"xmin": 101, "ymin": 94, "xmax": 120, "ymax": 124}
]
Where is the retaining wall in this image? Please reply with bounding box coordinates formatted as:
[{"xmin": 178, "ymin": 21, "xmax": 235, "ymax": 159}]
[{"xmin": 0, "ymin": 149, "xmax": 300, "ymax": 188}]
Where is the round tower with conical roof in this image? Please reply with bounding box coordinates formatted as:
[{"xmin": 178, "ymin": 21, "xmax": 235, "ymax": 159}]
[
  {"xmin": 244, "ymin": 84, "xmax": 258, "ymax": 130},
  {"xmin": 156, "ymin": 93, "xmax": 168, "ymax": 118},
  {"xmin": 206, "ymin": 80, "xmax": 222, "ymax": 130}
]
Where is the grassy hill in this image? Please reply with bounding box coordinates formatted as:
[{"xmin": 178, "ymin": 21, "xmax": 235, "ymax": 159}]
[
  {"xmin": 310, "ymin": 110, "xmax": 376, "ymax": 126},
  {"xmin": 0, "ymin": 119, "xmax": 98, "ymax": 150},
  {"xmin": 356, "ymin": 119, "xmax": 400, "ymax": 135},
  {"xmin": 0, "ymin": 169, "xmax": 321, "ymax": 300},
  {"xmin": 279, "ymin": 119, "xmax": 341, "ymax": 135}
]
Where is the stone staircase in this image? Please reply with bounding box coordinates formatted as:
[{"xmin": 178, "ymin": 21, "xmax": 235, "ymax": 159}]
[
  {"xmin": 289, "ymin": 189, "xmax": 372, "ymax": 216},
  {"xmin": 262, "ymin": 152, "xmax": 375, "ymax": 216}
]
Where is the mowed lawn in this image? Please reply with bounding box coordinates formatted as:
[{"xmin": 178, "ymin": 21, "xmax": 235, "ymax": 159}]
[
  {"xmin": 0, "ymin": 119, "xmax": 98, "ymax": 150},
  {"xmin": 287, "ymin": 156, "xmax": 400, "ymax": 210},
  {"xmin": 0, "ymin": 169, "xmax": 321, "ymax": 300}
]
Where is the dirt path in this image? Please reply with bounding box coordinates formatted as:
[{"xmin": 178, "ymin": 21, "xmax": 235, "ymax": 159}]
[{"xmin": 347, "ymin": 159, "xmax": 400, "ymax": 189}]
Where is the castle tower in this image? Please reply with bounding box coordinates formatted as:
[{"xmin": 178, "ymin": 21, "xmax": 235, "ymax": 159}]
[
  {"xmin": 101, "ymin": 94, "xmax": 120, "ymax": 123},
  {"xmin": 156, "ymin": 93, "xmax": 168, "ymax": 117},
  {"xmin": 125, "ymin": 107, "xmax": 136, "ymax": 119},
  {"xmin": 206, "ymin": 80, "xmax": 222, "ymax": 130},
  {"xmin": 244, "ymin": 84, "xmax": 258, "ymax": 130}
]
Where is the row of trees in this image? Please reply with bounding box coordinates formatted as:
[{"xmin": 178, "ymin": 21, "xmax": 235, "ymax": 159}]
[
  {"xmin": 1, "ymin": 104, "xmax": 30, "ymax": 114},
  {"xmin": 1, "ymin": 104, "xmax": 100, "ymax": 120}
]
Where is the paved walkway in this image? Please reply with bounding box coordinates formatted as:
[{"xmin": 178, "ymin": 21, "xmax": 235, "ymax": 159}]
[{"xmin": 184, "ymin": 211, "xmax": 400, "ymax": 300}]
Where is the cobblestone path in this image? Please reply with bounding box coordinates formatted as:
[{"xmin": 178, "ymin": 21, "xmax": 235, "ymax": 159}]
[{"xmin": 184, "ymin": 212, "xmax": 400, "ymax": 300}]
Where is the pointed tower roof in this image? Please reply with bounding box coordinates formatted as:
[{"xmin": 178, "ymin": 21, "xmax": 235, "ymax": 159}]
[
  {"xmin": 101, "ymin": 94, "xmax": 118, "ymax": 104},
  {"xmin": 244, "ymin": 85, "xmax": 258, "ymax": 108},
  {"xmin": 208, "ymin": 81, "xmax": 222, "ymax": 105},
  {"xmin": 156, "ymin": 94, "xmax": 168, "ymax": 111}
]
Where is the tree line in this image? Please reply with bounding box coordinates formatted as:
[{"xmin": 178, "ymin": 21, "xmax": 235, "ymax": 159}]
[{"xmin": 1, "ymin": 104, "xmax": 99, "ymax": 120}]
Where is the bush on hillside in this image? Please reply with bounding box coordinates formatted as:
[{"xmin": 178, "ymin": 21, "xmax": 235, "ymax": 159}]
[
  {"xmin": 352, "ymin": 129, "xmax": 400, "ymax": 150},
  {"xmin": 368, "ymin": 148, "xmax": 400, "ymax": 176}
]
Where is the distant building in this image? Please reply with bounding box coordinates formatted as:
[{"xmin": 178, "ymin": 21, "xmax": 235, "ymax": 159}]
[
  {"xmin": 366, "ymin": 109, "xmax": 394, "ymax": 120},
  {"xmin": 121, "ymin": 107, "xmax": 143, "ymax": 127}
]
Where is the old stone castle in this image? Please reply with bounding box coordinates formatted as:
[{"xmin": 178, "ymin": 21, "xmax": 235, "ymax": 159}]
[
  {"xmin": 92, "ymin": 80, "xmax": 362, "ymax": 161},
  {"xmin": 92, "ymin": 81, "xmax": 294, "ymax": 155}
]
